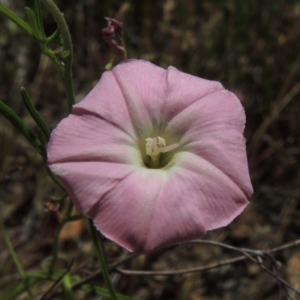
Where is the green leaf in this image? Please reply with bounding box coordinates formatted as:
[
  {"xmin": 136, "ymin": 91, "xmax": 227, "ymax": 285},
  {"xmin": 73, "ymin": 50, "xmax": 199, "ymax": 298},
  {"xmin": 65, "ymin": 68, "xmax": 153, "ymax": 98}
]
[
  {"xmin": 0, "ymin": 278, "xmax": 39, "ymax": 300},
  {"xmin": 61, "ymin": 50, "xmax": 71, "ymax": 58},
  {"xmin": 63, "ymin": 274, "xmax": 76, "ymax": 300},
  {"xmin": 33, "ymin": 0, "xmax": 45, "ymax": 38},
  {"xmin": 0, "ymin": 3, "xmax": 33, "ymax": 36},
  {"xmin": 47, "ymin": 28, "xmax": 63, "ymax": 45},
  {"xmin": 24, "ymin": 6, "xmax": 44, "ymax": 41},
  {"xmin": 0, "ymin": 281, "xmax": 26, "ymax": 300},
  {"xmin": 0, "ymin": 100, "xmax": 45, "ymax": 157},
  {"xmin": 20, "ymin": 87, "xmax": 50, "ymax": 141},
  {"xmin": 28, "ymin": 269, "xmax": 66, "ymax": 280},
  {"xmin": 81, "ymin": 284, "xmax": 136, "ymax": 300}
]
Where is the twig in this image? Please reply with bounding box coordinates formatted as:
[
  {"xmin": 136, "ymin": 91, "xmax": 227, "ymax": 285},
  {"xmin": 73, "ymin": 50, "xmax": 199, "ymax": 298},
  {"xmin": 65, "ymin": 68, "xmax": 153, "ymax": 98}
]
[
  {"xmin": 39, "ymin": 259, "xmax": 74, "ymax": 300},
  {"xmin": 0, "ymin": 167, "xmax": 22, "ymax": 184},
  {"xmin": 39, "ymin": 253, "xmax": 136, "ymax": 300},
  {"xmin": 249, "ymin": 80, "xmax": 300, "ymax": 159},
  {"xmin": 242, "ymin": 251, "xmax": 300, "ymax": 296},
  {"xmin": 266, "ymin": 239, "xmax": 300, "ymax": 253},
  {"xmin": 190, "ymin": 239, "xmax": 264, "ymax": 256},
  {"xmin": 117, "ymin": 255, "xmax": 247, "ymax": 276},
  {"xmin": 38, "ymin": 238, "xmax": 300, "ymax": 299}
]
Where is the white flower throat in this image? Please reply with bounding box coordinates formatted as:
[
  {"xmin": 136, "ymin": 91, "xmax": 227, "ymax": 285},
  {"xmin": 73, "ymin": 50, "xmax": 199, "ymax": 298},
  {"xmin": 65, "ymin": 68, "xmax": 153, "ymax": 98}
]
[{"xmin": 145, "ymin": 136, "xmax": 179, "ymax": 168}]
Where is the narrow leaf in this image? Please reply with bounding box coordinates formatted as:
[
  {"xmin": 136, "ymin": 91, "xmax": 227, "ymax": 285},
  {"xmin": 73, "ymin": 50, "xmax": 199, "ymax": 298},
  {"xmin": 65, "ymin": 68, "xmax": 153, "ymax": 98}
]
[
  {"xmin": 33, "ymin": 0, "xmax": 45, "ymax": 38},
  {"xmin": 24, "ymin": 7, "xmax": 44, "ymax": 41},
  {"xmin": 46, "ymin": 28, "xmax": 63, "ymax": 45},
  {"xmin": 20, "ymin": 87, "xmax": 50, "ymax": 140},
  {"xmin": 0, "ymin": 100, "xmax": 44, "ymax": 156},
  {"xmin": 81, "ymin": 284, "xmax": 136, "ymax": 300},
  {"xmin": 63, "ymin": 275, "xmax": 76, "ymax": 300},
  {"xmin": 0, "ymin": 3, "xmax": 33, "ymax": 36}
]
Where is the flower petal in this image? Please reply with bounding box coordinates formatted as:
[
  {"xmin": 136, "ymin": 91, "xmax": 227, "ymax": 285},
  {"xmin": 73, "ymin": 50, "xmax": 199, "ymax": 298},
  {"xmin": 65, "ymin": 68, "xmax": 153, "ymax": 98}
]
[
  {"xmin": 53, "ymin": 155, "xmax": 248, "ymax": 253},
  {"xmin": 73, "ymin": 69, "xmax": 136, "ymax": 140},
  {"xmin": 48, "ymin": 113, "xmax": 140, "ymax": 165},
  {"xmin": 89, "ymin": 168, "xmax": 207, "ymax": 253},
  {"xmin": 173, "ymin": 151, "xmax": 249, "ymax": 230},
  {"xmin": 166, "ymin": 89, "xmax": 253, "ymax": 198},
  {"xmin": 49, "ymin": 161, "xmax": 136, "ymax": 215},
  {"xmin": 163, "ymin": 66, "xmax": 224, "ymax": 122},
  {"xmin": 89, "ymin": 148, "xmax": 249, "ymax": 253},
  {"xmin": 110, "ymin": 60, "xmax": 223, "ymax": 136},
  {"xmin": 111, "ymin": 60, "xmax": 166, "ymax": 136}
]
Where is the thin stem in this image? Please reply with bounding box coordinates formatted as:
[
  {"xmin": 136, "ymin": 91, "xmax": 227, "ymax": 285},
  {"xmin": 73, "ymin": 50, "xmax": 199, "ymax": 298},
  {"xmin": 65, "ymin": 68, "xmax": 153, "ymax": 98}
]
[
  {"xmin": 89, "ymin": 219, "xmax": 119, "ymax": 300},
  {"xmin": 0, "ymin": 216, "xmax": 33, "ymax": 299},
  {"xmin": 40, "ymin": 0, "xmax": 75, "ymax": 113}
]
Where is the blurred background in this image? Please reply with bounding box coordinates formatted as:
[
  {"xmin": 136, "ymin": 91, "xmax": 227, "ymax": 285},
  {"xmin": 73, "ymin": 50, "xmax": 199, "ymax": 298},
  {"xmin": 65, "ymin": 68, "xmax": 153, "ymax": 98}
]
[{"xmin": 1, "ymin": 0, "xmax": 300, "ymax": 299}]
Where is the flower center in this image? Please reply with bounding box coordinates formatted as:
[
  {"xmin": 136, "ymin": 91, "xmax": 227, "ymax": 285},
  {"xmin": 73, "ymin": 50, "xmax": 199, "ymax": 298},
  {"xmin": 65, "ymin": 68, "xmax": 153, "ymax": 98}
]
[{"xmin": 145, "ymin": 136, "xmax": 179, "ymax": 168}]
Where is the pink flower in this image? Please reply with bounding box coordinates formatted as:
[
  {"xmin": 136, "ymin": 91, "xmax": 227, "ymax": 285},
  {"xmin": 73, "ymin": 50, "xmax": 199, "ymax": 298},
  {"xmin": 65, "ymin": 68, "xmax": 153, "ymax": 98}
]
[{"xmin": 47, "ymin": 60, "xmax": 253, "ymax": 253}]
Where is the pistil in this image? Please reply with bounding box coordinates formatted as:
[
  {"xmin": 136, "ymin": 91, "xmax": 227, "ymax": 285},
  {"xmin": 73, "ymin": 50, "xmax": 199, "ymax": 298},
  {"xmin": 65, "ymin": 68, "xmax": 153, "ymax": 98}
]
[{"xmin": 145, "ymin": 136, "xmax": 179, "ymax": 168}]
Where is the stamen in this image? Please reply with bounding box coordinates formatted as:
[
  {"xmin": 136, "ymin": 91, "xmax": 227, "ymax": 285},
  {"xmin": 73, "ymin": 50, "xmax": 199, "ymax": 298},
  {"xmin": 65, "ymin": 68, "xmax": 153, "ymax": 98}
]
[{"xmin": 145, "ymin": 136, "xmax": 179, "ymax": 168}]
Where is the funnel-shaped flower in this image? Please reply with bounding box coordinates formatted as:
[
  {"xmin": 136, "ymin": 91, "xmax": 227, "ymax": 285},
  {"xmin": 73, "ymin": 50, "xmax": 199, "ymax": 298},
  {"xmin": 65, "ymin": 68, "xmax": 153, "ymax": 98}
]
[{"xmin": 47, "ymin": 60, "xmax": 253, "ymax": 253}]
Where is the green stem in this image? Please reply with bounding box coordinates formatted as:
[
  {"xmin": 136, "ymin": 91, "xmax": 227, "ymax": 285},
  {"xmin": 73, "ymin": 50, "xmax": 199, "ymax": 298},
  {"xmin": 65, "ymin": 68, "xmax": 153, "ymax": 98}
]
[
  {"xmin": 40, "ymin": 0, "xmax": 75, "ymax": 113},
  {"xmin": 0, "ymin": 216, "xmax": 33, "ymax": 299},
  {"xmin": 89, "ymin": 219, "xmax": 119, "ymax": 300}
]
